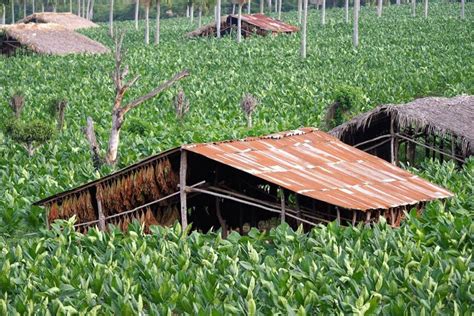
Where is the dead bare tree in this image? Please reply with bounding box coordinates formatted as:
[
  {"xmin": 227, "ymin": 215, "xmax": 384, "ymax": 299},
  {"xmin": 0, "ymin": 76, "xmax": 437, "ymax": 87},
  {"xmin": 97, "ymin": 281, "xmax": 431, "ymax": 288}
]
[
  {"xmin": 9, "ymin": 93, "xmax": 25, "ymax": 119},
  {"xmin": 85, "ymin": 33, "xmax": 190, "ymax": 168},
  {"xmin": 174, "ymin": 89, "xmax": 190, "ymax": 120},
  {"xmin": 240, "ymin": 93, "xmax": 259, "ymax": 128}
]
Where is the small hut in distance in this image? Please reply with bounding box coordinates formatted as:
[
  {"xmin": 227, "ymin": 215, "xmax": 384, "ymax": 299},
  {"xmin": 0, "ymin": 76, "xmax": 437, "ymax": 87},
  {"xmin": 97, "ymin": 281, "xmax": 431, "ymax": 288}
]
[
  {"xmin": 330, "ymin": 96, "xmax": 474, "ymax": 166},
  {"xmin": 18, "ymin": 12, "xmax": 99, "ymax": 31},
  {"xmin": 187, "ymin": 14, "xmax": 299, "ymax": 38},
  {"xmin": 0, "ymin": 23, "xmax": 109, "ymax": 56}
]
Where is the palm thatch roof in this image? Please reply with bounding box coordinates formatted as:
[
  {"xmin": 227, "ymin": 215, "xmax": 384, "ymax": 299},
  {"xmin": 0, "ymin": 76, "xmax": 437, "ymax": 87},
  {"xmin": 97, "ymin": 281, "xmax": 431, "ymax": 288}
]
[
  {"xmin": 18, "ymin": 12, "xmax": 98, "ymax": 31},
  {"xmin": 329, "ymin": 95, "xmax": 474, "ymax": 152},
  {"xmin": 1, "ymin": 23, "xmax": 109, "ymax": 55}
]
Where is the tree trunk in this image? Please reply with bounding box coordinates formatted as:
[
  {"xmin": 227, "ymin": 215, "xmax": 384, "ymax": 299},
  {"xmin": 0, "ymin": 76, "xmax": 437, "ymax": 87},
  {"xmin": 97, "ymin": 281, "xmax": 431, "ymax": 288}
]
[
  {"xmin": 274, "ymin": 0, "xmax": 278, "ymax": 13},
  {"xmin": 300, "ymin": 0, "xmax": 308, "ymax": 58},
  {"xmin": 186, "ymin": 4, "xmax": 189, "ymax": 17},
  {"xmin": 377, "ymin": 0, "xmax": 382, "ymax": 17},
  {"xmin": 344, "ymin": 0, "xmax": 348, "ymax": 23},
  {"xmin": 89, "ymin": 0, "xmax": 94, "ymax": 20},
  {"xmin": 105, "ymin": 112, "xmax": 123, "ymax": 165},
  {"xmin": 23, "ymin": 0, "xmax": 26, "ymax": 19},
  {"xmin": 423, "ymin": 0, "xmax": 428, "ymax": 17},
  {"xmin": 69, "ymin": 0, "xmax": 72, "ymax": 12},
  {"xmin": 145, "ymin": 4, "xmax": 149, "ymax": 44},
  {"xmin": 321, "ymin": 0, "xmax": 325, "ymax": 24},
  {"xmin": 77, "ymin": 0, "xmax": 80, "ymax": 16},
  {"xmin": 86, "ymin": 0, "xmax": 91, "ymax": 19},
  {"xmin": 11, "ymin": 1, "xmax": 14, "ymax": 24},
  {"xmin": 109, "ymin": 0, "xmax": 114, "ymax": 37},
  {"xmin": 268, "ymin": 0, "xmax": 271, "ymax": 13},
  {"xmin": 53, "ymin": 5, "xmax": 57, "ymax": 12},
  {"xmin": 412, "ymin": 0, "xmax": 415, "ymax": 17},
  {"xmin": 135, "ymin": 0, "xmax": 139, "ymax": 30},
  {"xmin": 396, "ymin": 0, "xmax": 400, "ymax": 5},
  {"xmin": 32, "ymin": 0, "xmax": 35, "ymax": 13},
  {"xmin": 82, "ymin": 0, "xmax": 86, "ymax": 16},
  {"xmin": 155, "ymin": 0, "xmax": 160, "ymax": 44},
  {"xmin": 232, "ymin": 3, "xmax": 235, "ymax": 14},
  {"xmin": 190, "ymin": 3, "xmax": 194, "ymax": 23},
  {"xmin": 216, "ymin": 0, "xmax": 221, "ymax": 38},
  {"xmin": 260, "ymin": 0, "xmax": 264, "ymax": 13},
  {"xmin": 237, "ymin": 4, "xmax": 242, "ymax": 43},
  {"xmin": 41, "ymin": 3, "xmax": 44, "ymax": 12},
  {"xmin": 278, "ymin": 0, "xmax": 282, "ymax": 19},
  {"xmin": 1, "ymin": 5, "xmax": 5, "ymax": 25},
  {"xmin": 353, "ymin": 0, "xmax": 359, "ymax": 48},
  {"xmin": 298, "ymin": 0, "xmax": 302, "ymax": 23},
  {"xmin": 247, "ymin": 0, "xmax": 251, "ymax": 14},
  {"xmin": 460, "ymin": 0, "xmax": 464, "ymax": 19},
  {"xmin": 198, "ymin": 6, "xmax": 202, "ymax": 27},
  {"xmin": 85, "ymin": 117, "xmax": 102, "ymax": 169}
]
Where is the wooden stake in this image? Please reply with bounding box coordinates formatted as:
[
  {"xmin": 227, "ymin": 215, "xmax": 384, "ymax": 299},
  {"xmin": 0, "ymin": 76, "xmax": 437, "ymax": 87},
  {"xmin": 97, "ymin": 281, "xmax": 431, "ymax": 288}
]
[
  {"xmin": 336, "ymin": 207, "xmax": 340, "ymax": 224},
  {"xmin": 352, "ymin": 211, "xmax": 356, "ymax": 226},
  {"xmin": 280, "ymin": 187, "xmax": 286, "ymax": 224},
  {"xmin": 97, "ymin": 198, "xmax": 106, "ymax": 231},
  {"xmin": 295, "ymin": 195, "xmax": 302, "ymax": 227},
  {"xmin": 179, "ymin": 150, "xmax": 188, "ymax": 230}
]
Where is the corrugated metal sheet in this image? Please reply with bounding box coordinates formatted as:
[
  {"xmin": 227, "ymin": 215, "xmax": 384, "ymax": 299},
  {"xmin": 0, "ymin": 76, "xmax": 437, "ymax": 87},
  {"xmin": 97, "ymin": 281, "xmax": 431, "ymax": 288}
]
[
  {"xmin": 229, "ymin": 14, "xmax": 299, "ymax": 33},
  {"xmin": 184, "ymin": 128, "xmax": 453, "ymax": 211}
]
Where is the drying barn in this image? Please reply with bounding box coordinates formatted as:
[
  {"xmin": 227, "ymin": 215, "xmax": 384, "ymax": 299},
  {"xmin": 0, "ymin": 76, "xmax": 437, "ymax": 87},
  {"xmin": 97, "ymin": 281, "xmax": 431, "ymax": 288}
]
[
  {"xmin": 329, "ymin": 96, "xmax": 474, "ymax": 166},
  {"xmin": 34, "ymin": 128, "xmax": 452, "ymax": 235},
  {"xmin": 187, "ymin": 14, "xmax": 299, "ymax": 38},
  {"xmin": 0, "ymin": 23, "xmax": 109, "ymax": 56}
]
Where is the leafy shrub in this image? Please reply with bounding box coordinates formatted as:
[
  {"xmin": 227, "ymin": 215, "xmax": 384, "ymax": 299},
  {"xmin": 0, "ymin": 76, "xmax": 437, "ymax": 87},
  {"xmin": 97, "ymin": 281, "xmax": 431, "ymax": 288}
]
[
  {"xmin": 325, "ymin": 85, "xmax": 369, "ymax": 129},
  {"xmin": 3, "ymin": 119, "xmax": 55, "ymax": 156}
]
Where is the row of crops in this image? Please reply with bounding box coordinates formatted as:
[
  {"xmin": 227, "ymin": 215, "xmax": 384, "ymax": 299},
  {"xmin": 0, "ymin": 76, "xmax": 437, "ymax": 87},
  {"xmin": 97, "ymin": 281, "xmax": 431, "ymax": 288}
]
[{"xmin": 0, "ymin": 160, "xmax": 472, "ymax": 314}]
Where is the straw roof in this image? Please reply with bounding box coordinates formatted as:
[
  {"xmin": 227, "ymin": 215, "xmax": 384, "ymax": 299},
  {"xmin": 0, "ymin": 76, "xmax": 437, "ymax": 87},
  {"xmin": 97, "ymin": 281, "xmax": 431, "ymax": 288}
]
[
  {"xmin": 18, "ymin": 12, "xmax": 98, "ymax": 31},
  {"xmin": 330, "ymin": 95, "xmax": 474, "ymax": 152},
  {"xmin": 1, "ymin": 23, "xmax": 109, "ymax": 55}
]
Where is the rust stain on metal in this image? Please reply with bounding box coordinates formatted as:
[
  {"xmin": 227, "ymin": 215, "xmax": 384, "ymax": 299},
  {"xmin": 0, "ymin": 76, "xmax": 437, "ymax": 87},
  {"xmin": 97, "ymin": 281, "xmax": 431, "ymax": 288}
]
[
  {"xmin": 184, "ymin": 128, "xmax": 453, "ymax": 211},
  {"xmin": 229, "ymin": 14, "xmax": 299, "ymax": 33}
]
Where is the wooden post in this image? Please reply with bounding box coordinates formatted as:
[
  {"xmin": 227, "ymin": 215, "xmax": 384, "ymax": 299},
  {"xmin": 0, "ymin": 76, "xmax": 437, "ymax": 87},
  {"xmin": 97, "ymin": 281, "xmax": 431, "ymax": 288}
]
[
  {"xmin": 425, "ymin": 134, "xmax": 430, "ymax": 158},
  {"xmin": 390, "ymin": 115, "xmax": 397, "ymax": 165},
  {"xmin": 280, "ymin": 187, "xmax": 286, "ymax": 224},
  {"xmin": 451, "ymin": 135, "xmax": 456, "ymax": 160},
  {"xmin": 390, "ymin": 208, "xmax": 395, "ymax": 227},
  {"xmin": 179, "ymin": 150, "xmax": 188, "ymax": 230},
  {"xmin": 45, "ymin": 204, "xmax": 50, "ymax": 229},
  {"xmin": 97, "ymin": 198, "xmax": 106, "ymax": 231},
  {"xmin": 432, "ymin": 134, "xmax": 437, "ymax": 159},
  {"xmin": 352, "ymin": 211, "xmax": 356, "ymax": 226},
  {"xmin": 295, "ymin": 195, "xmax": 302, "ymax": 227},
  {"xmin": 336, "ymin": 207, "xmax": 340, "ymax": 224},
  {"xmin": 439, "ymin": 136, "xmax": 444, "ymax": 162},
  {"xmin": 365, "ymin": 211, "xmax": 371, "ymax": 225}
]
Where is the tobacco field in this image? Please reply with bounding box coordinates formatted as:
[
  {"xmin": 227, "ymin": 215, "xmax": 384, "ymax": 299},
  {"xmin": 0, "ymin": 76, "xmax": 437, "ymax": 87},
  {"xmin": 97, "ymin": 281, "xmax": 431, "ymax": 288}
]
[
  {"xmin": 0, "ymin": 2, "xmax": 473, "ymax": 314},
  {"xmin": 0, "ymin": 160, "xmax": 472, "ymax": 314}
]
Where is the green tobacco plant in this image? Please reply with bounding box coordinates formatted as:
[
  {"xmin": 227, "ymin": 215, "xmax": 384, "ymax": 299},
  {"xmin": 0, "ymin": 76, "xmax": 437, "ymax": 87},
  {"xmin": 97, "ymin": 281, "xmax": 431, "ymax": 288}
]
[{"xmin": 325, "ymin": 85, "xmax": 369, "ymax": 130}]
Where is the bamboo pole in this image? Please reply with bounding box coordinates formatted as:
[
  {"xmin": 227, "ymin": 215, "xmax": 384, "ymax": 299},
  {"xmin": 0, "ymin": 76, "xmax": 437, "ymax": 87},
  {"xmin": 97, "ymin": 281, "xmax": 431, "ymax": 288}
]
[
  {"xmin": 179, "ymin": 150, "xmax": 188, "ymax": 230},
  {"xmin": 295, "ymin": 195, "xmax": 302, "ymax": 227}
]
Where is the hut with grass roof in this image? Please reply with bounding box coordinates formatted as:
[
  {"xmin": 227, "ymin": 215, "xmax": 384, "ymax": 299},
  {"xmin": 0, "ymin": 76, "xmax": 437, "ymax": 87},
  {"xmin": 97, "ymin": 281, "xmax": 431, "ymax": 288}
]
[
  {"xmin": 18, "ymin": 12, "xmax": 99, "ymax": 31},
  {"xmin": 0, "ymin": 23, "xmax": 109, "ymax": 56},
  {"xmin": 329, "ymin": 96, "xmax": 474, "ymax": 166}
]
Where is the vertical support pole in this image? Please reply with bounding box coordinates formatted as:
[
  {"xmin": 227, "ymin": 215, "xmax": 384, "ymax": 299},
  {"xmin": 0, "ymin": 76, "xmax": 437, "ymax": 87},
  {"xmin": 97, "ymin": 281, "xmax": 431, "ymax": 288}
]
[
  {"xmin": 390, "ymin": 114, "xmax": 396, "ymax": 165},
  {"xmin": 97, "ymin": 198, "xmax": 106, "ymax": 231},
  {"xmin": 451, "ymin": 135, "xmax": 456, "ymax": 161},
  {"xmin": 295, "ymin": 194, "xmax": 302, "ymax": 227},
  {"xmin": 45, "ymin": 204, "xmax": 51, "ymax": 229},
  {"xmin": 352, "ymin": 210, "xmax": 356, "ymax": 226},
  {"xmin": 432, "ymin": 134, "xmax": 437, "ymax": 159},
  {"xmin": 179, "ymin": 150, "xmax": 188, "ymax": 230},
  {"xmin": 365, "ymin": 211, "xmax": 371, "ymax": 225},
  {"xmin": 390, "ymin": 208, "xmax": 395, "ymax": 227},
  {"xmin": 425, "ymin": 133, "xmax": 430, "ymax": 158},
  {"xmin": 439, "ymin": 135, "xmax": 444, "ymax": 162},
  {"xmin": 336, "ymin": 207, "xmax": 340, "ymax": 224},
  {"xmin": 280, "ymin": 187, "xmax": 286, "ymax": 224}
]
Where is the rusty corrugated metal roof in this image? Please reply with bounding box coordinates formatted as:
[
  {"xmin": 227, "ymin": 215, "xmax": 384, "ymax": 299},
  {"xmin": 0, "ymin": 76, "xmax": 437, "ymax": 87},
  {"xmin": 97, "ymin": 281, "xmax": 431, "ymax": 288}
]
[
  {"xmin": 229, "ymin": 14, "xmax": 299, "ymax": 33},
  {"xmin": 184, "ymin": 128, "xmax": 453, "ymax": 211}
]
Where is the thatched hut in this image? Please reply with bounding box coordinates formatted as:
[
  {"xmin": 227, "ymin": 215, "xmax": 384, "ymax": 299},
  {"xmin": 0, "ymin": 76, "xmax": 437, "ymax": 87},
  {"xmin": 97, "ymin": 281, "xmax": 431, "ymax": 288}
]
[
  {"xmin": 329, "ymin": 96, "xmax": 474, "ymax": 166},
  {"xmin": 18, "ymin": 12, "xmax": 99, "ymax": 31},
  {"xmin": 187, "ymin": 14, "xmax": 298, "ymax": 38},
  {"xmin": 34, "ymin": 128, "xmax": 452, "ymax": 235},
  {"xmin": 0, "ymin": 23, "xmax": 109, "ymax": 55}
]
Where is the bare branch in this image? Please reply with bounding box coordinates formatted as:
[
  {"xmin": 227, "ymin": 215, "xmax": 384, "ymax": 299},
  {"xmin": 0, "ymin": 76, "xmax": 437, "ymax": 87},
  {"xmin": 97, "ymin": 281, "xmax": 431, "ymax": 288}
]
[
  {"xmin": 122, "ymin": 69, "xmax": 190, "ymax": 115},
  {"xmin": 84, "ymin": 117, "xmax": 103, "ymax": 169}
]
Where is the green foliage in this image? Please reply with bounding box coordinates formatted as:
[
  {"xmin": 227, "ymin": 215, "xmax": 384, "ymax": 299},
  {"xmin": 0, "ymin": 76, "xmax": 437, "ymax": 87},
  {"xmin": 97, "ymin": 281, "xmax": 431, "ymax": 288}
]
[
  {"xmin": 3, "ymin": 119, "xmax": 55, "ymax": 156},
  {"xmin": 326, "ymin": 84, "xmax": 369, "ymax": 129},
  {"xmin": 0, "ymin": 159, "xmax": 472, "ymax": 314}
]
